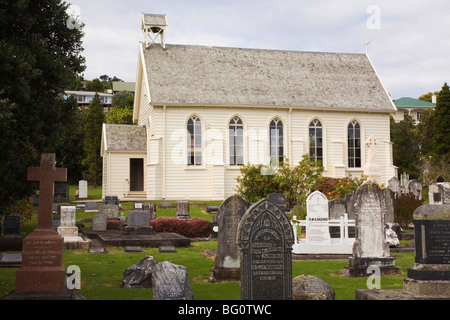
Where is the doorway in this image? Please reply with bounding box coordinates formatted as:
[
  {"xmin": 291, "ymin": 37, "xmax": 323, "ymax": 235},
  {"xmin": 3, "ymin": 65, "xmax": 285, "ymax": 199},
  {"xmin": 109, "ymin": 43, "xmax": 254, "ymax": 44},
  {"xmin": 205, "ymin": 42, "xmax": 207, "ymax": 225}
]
[{"xmin": 130, "ymin": 158, "xmax": 144, "ymax": 191}]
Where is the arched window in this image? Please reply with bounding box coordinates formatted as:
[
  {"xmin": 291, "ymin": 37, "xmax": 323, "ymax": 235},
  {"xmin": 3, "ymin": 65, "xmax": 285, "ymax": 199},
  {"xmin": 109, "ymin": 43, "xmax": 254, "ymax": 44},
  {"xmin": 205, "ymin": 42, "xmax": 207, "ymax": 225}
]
[
  {"xmin": 270, "ymin": 118, "xmax": 284, "ymax": 165},
  {"xmin": 348, "ymin": 121, "xmax": 361, "ymax": 168},
  {"xmin": 309, "ymin": 119, "xmax": 323, "ymax": 163},
  {"xmin": 187, "ymin": 116, "xmax": 202, "ymax": 166},
  {"xmin": 229, "ymin": 117, "xmax": 244, "ymax": 166}
]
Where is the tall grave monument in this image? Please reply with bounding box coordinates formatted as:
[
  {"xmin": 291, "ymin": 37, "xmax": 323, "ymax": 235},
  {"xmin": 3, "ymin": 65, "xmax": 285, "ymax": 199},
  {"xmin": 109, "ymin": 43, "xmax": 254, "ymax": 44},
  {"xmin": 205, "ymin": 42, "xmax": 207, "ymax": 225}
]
[
  {"xmin": 11, "ymin": 154, "xmax": 70, "ymax": 297},
  {"xmin": 211, "ymin": 195, "xmax": 249, "ymax": 280},
  {"xmin": 237, "ymin": 199, "xmax": 294, "ymax": 300},
  {"xmin": 344, "ymin": 182, "xmax": 401, "ymax": 277}
]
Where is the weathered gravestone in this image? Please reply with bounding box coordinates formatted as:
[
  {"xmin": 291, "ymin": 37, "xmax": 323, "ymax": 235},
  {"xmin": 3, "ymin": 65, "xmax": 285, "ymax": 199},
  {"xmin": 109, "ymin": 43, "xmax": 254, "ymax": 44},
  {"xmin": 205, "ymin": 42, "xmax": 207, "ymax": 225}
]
[
  {"xmin": 237, "ymin": 199, "xmax": 294, "ymax": 300},
  {"xmin": 152, "ymin": 261, "xmax": 193, "ymax": 300},
  {"xmin": 292, "ymin": 274, "xmax": 335, "ymax": 300},
  {"xmin": 125, "ymin": 210, "xmax": 154, "ymax": 235},
  {"xmin": 92, "ymin": 214, "xmax": 107, "ymax": 231},
  {"xmin": 85, "ymin": 202, "xmax": 99, "ymax": 212},
  {"xmin": 388, "ymin": 177, "xmax": 401, "ymax": 195},
  {"xmin": 176, "ymin": 201, "xmax": 190, "ymax": 220},
  {"xmin": 57, "ymin": 206, "xmax": 78, "ymax": 239},
  {"xmin": 104, "ymin": 196, "xmax": 119, "ymax": 206},
  {"xmin": 429, "ymin": 182, "xmax": 444, "ymax": 205},
  {"xmin": 78, "ymin": 180, "xmax": 88, "ymax": 199},
  {"xmin": 305, "ymin": 191, "xmax": 331, "ymax": 245},
  {"xmin": 123, "ymin": 255, "xmax": 158, "ymax": 289},
  {"xmin": 406, "ymin": 179, "xmax": 423, "ymax": 200},
  {"xmin": 54, "ymin": 184, "xmax": 69, "ymax": 203},
  {"xmin": 9, "ymin": 154, "xmax": 71, "ymax": 298},
  {"xmin": 344, "ymin": 182, "xmax": 401, "ymax": 277},
  {"xmin": 99, "ymin": 204, "xmax": 119, "ymax": 219},
  {"xmin": 211, "ymin": 195, "xmax": 249, "ymax": 280},
  {"xmin": 267, "ymin": 193, "xmax": 288, "ymax": 212},
  {"xmin": 356, "ymin": 204, "xmax": 450, "ymax": 300}
]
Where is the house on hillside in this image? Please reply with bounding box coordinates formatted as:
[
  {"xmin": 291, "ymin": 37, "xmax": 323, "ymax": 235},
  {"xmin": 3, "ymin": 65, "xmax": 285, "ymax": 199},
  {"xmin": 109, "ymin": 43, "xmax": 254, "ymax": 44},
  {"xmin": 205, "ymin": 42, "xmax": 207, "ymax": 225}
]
[
  {"xmin": 100, "ymin": 13, "xmax": 398, "ymax": 201},
  {"xmin": 392, "ymin": 97, "xmax": 436, "ymax": 124}
]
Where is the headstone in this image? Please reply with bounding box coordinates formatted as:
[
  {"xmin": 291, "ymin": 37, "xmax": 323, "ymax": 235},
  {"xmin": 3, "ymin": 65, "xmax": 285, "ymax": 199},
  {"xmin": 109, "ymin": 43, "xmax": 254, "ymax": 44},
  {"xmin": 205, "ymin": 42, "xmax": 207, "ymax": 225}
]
[
  {"xmin": 328, "ymin": 199, "xmax": 347, "ymax": 238},
  {"xmin": 57, "ymin": 206, "xmax": 78, "ymax": 239},
  {"xmin": 344, "ymin": 182, "xmax": 401, "ymax": 277},
  {"xmin": 53, "ymin": 184, "xmax": 69, "ymax": 202},
  {"xmin": 99, "ymin": 204, "xmax": 119, "ymax": 219},
  {"xmin": 85, "ymin": 202, "xmax": 99, "ymax": 212},
  {"xmin": 78, "ymin": 180, "xmax": 88, "ymax": 199},
  {"xmin": 388, "ymin": 177, "xmax": 401, "ymax": 195},
  {"xmin": 206, "ymin": 206, "xmax": 220, "ymax": 214},
  {"xmin": 152, "ymin": 261, "xmax": 193, "ymax": 300},
  {"xmin": 429, "ymin": 182, "xmax": 443, "ymax": 205},
  {"xmin": 92, "ymin": 214, "xmax": 107, "ymax": 231},
  {"xmin": 142, "ymin": 203, "xmax": 156, "ymax": 220},
  {"xmin": 15, "ymin": 153, "xmax": 68, "ymax": 294},
  {"xmin": 403, "ymin": 205, "xmax": 450, "ymax": 296},
  {"xmin": 267, "ymin": 193, "xmax": 288, "ymax": 212},
  {"xmin": 406, "ymin": 179, "xmax": 423, "ymax": 200},
  {"xmin": 176, "ymin": 201, "xmax": 190, "ymax": 220},
  {"xmin": 437, "ymin": 176, "xmax": 445, "ymax": 183},
  {"xmin": 2, "ymin": 215, "xmax": 21, "ymax": 237},
  {"xmin": 237, "ymin": 199, "xmax": 294, "ymax": 300},
  {"xmin": 158, "ymin": 245, "xmax": 177, "ymax": 253},
  {"xmin": 292, "ymin": 274, "xmax": 335, "ymax": 300},
  {"xmin": 123, "ymin": 255, "xmax": 158, "ymax": 289},
  {"xmin": 127, "ymin": 210, "xmax": 150, "ymax": 227},
  {"xmin": 159, "ymin": 201, "xmax": 172, "ymax": 208},
  {"xmin": 104, "ymin": 196, "xmax": 119, "ymax": 206},
  {"xmin": 305, "ymin": 191, "xmax": 331, "ymax": 245},
  {"xmin": 443, "ymin": 182, "xmax": 450, "ymax": 204},
  {"xmin": 211, "ymin": 195, "xmax": 249, "ymax": 280},
  {"xmin": 383, "ymin": 188, "xmax": 395, "ymax": 224}
]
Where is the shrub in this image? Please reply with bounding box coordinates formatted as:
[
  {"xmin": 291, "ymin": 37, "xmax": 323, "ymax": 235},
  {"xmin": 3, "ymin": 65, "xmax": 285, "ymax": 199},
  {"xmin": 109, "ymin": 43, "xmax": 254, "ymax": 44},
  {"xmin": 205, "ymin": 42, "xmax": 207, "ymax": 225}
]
[
  {"xmin": 395, "ymin": 192, "xmax": 424, "ymax": 229},
  {"xmin": 315, "ymin": 174, "xmax": 369, "ymax": 200},
  {"xmin": 234, "ymin": 164, "xmax": 280, "ymax": 203},
  {"xmin": 150, "ymin": 217, "xmax": 211, "ymax": 238}
]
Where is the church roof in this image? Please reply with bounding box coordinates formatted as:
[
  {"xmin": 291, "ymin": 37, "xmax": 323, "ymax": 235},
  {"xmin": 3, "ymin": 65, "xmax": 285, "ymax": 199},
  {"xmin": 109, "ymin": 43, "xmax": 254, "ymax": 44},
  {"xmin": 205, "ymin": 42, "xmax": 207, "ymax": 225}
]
[
  {"xmin": 101, "ymin": 124, "xmax": 147, "ymax": 153},
  {"xmin": 142, "ymin": 43, "xmax": 396, "ymax": 113}
]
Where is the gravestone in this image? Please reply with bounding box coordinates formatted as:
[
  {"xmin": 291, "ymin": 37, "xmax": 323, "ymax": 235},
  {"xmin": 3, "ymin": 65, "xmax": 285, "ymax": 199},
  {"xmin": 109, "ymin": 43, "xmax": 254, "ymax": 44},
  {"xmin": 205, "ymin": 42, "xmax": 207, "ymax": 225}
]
[
  {"xmin": 57, "ymin": 206, "xmax": 78, "ymax": 239},
  {"xmin": 152, "ymin": 261, "xmax": 193, "ymax": 300},
  {"xmin": 403, "ymin": 205, "xmax": 450, "ymax": 296},
  {"xmin": 92, "ymin": 214, "xmax": 107, "ymax": 231},
  {"xmin": 344, "ymin": 182, "xmax": 401, "ymax": 277},
  {"xmin": 99, "ymin": 204, "xmax": 119, "ymax": 219},
  {"xmin": 388, "ymin": 177, "xmax": 401, "ymax": 195},
  {"xmin": 13, "ymin": 154, "xmax": 70, "ymax": 297},
  {"xmin": 292, "ymin": 274, "xmax": 335, "ymax": 300},
  {"xmin": 104, "ymin": 196, "xmax": 119, "ymax": 206},
  {"xmin": 267, "ymin": 193, "xmax": 288, "ymax": 212},
  {"xmin": 406, "ymin": 179, "xmax": 423, "ymax": 200},
  {"xmin": 78, "ymin": 180, "xmax": 88, "ymax": 199},
  {"xmin": 176, "ymin": 201, "xmax": 190, "ymax": 220},
  {"xmin": 237, "ymin": 199, "xmax": 294, "ymax": 300},
  {"xmin": 328, "ymin": 199, "xmax": 347, "ymax": 238},
  {"xmin": 142, "ymin": 203, "xmax": 156, "ymax": 221},
  {"xmin": 2, "ymin": 215, "xmax": 21, "ymax": 237},
  {"xmin": 437, "ymin": 176, "xmax": 445, "ymax": 183},
  {"xmin": 125, "ymin": 210, "xmax": 154, "ymax": 235},
  {"xmin": 0, "ymin": 215, "xmax": 22, "ymax": 252},
  {"xmin": 53, "ymin": 184, "xmax": 69, "ymax": 203},
  {"xmin": 85, "ymin": 202, "xmax": 99, "ymax": 212},
  {"xmin": 305, "ymin": 191, "xmax": 331, "ymax": 245},
  {"xmin": 384, "ymin": 188, "xmax": 395, "ymax": 224},
  {"xmin": 211, "ymin": 195, "xmax": 249, "ymax": 280},
  {"xmin": 123, "ymin": 255, "xmax": 158, "ymax": 289},
  {"xmin": 159, "ymin": 201, "xmax": 172, "ymax": 209}
]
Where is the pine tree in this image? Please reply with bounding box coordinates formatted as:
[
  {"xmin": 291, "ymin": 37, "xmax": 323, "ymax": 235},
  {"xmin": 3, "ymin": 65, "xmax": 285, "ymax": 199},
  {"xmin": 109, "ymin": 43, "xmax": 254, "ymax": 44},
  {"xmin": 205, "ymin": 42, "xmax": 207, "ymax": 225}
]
[
  {"xmin": 83, "ymin": 93, "xmax": 105, "ymax": 187},
  {"xmin": 433, "ymin": 83, "xmax": 450, "ymax": 157}
]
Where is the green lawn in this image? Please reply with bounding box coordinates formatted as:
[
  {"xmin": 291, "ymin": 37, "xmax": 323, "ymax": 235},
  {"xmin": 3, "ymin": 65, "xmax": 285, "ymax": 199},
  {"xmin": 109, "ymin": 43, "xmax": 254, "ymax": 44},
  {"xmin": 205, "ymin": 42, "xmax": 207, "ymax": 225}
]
[{"xmin": 0, "ymin": 186, "xmax": 416, "ymax": 300}]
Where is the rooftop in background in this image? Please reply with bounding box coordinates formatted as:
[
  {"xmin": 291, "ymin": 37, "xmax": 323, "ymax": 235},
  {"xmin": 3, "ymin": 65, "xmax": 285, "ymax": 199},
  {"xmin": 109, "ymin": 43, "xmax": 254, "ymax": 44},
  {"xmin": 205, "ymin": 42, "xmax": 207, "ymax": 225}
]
[
  {"xmin": 394, "ymin": 97, "xmax": 436, "ymax": 108},
  {"xmin": 112, "ymin": 82, "xmax": 136, "ymax": 93}
]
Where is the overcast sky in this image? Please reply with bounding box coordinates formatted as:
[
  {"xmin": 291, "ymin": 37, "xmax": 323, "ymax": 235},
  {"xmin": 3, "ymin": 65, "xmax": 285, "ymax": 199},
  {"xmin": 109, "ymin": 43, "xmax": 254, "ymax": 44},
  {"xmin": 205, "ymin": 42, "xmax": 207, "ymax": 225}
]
[{"xmin": 67, "ymin": 0, "xmax": 450, "ymax": 100}]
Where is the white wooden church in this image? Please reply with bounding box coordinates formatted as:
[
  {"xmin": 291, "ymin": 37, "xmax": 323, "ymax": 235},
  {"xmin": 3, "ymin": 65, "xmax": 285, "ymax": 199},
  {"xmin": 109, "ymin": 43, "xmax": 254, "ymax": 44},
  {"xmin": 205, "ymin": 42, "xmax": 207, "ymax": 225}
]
[{"xmin": 101, "ymin": 14, "xmax": 397, "ymax": 201}]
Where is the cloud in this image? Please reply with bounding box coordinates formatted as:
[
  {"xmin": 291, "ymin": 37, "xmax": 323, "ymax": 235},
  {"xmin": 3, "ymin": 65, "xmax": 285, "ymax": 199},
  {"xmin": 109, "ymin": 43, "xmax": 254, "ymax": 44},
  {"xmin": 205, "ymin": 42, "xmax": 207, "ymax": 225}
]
[{"xmin": 69, "ymin": 0, "xmax": 450, "ymax": 99}]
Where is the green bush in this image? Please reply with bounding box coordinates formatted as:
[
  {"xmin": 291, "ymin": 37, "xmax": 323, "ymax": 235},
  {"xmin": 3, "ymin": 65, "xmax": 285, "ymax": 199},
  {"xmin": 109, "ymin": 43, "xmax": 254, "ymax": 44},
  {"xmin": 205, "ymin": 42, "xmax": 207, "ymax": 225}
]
[
  {"xmin": 234, "ymin": 164, "xmax": 280, "ymax": 203},
  {"xmin": 395, "ymin": 192, "xmax": 423, "ymax": 228}
]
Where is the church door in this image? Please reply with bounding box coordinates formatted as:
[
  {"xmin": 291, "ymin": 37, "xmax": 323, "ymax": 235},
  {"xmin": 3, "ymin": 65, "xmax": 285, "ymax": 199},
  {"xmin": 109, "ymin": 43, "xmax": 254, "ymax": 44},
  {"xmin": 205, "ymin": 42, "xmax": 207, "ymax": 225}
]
[{"xmin": 130, "ymin": 158, "xmax": 144, "ymax": 191}]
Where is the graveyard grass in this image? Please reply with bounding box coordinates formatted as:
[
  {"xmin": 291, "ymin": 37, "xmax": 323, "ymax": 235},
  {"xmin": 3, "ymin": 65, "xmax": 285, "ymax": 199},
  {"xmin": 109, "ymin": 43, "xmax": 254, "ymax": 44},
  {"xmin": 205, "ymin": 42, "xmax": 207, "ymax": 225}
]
[{"xmin": 0, "ymin": 185, "xmax": 415, "ymax": 300}]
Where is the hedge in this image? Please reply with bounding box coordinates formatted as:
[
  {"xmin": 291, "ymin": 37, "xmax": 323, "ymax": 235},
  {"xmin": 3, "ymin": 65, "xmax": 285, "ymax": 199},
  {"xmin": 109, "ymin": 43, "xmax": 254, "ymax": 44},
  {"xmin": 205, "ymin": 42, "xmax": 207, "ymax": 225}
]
[{"xmin": 150, "ymin": 217, "xmax": 211, "ymax": 238}]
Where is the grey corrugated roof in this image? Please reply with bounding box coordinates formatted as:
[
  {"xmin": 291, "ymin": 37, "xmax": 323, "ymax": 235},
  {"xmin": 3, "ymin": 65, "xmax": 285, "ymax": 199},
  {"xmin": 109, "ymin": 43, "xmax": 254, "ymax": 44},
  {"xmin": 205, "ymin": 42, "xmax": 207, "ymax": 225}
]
[
  {"xmin": 103, "ymin": 124, "xmax": 146, "ymax": 152},
  {"xmin": 143, "ymin": 43, "xmax": 396, "ymax": 112}
]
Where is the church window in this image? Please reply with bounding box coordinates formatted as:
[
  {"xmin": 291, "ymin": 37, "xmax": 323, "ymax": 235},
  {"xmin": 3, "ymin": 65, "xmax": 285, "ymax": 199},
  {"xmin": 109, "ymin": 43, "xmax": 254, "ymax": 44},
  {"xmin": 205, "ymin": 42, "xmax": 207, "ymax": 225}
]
[
  {"xmin": 187, "ymin": 116, "xmax": 202, "ymax": 166},
  {"xmin": 229, "ymin": 117, "xmax": 244, "ymax": 166},
  {"xmin": 270, "ymin": 118, "xmax": 284, "ymax": 165},
  {"xmin": 348, "ymin": 121, "xmax": 361, "ymax": 168},
  {"xmin": 309, "ymin": 120, "xmax": 323, "ymax": 163}
]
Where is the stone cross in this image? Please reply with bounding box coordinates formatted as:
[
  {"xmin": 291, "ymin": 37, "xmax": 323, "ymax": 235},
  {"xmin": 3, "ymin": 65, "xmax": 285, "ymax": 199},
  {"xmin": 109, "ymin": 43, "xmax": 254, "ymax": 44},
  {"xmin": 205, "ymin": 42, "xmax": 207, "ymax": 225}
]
[{"xmin": 27, "ymin": 153, "xmax": 67, "ymax": 230}]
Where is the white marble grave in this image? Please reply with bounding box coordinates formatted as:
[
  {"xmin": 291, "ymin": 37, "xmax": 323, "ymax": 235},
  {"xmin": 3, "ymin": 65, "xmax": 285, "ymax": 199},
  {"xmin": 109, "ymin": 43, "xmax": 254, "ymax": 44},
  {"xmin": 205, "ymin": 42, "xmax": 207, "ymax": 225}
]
[{"xmin": 292, "ymin": 191, "xmax": 355, "ymax": 254}]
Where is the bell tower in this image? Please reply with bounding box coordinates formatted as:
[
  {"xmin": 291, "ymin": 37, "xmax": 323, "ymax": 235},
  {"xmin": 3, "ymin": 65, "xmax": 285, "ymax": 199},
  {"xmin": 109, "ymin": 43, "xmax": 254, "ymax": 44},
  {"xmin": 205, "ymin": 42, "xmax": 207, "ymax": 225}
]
[{"xmin": 142, "ymin": 13, "xmax": 168, "ymax": 49}]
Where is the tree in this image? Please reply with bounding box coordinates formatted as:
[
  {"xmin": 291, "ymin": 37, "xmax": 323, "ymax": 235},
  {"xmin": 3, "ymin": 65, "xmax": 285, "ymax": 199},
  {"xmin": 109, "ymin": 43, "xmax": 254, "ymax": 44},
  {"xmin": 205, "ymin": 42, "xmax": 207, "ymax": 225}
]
[
  {"xmin": 433, "ymin": 82, "xmax": 450, "ymax": 157},
  {"xmin": 83, "ymin": 93, "xmax": 105, "ymax": 187},
  {"xmin": 0, "ymin": 0, "xmax": 85, "ymax": 211},
  {"xmin": 107, "ymin": 91, "xmax": 134, "ymax": 124},
  {"xmin": 390, "ymin": 115, "xmax": 421, "ymax": 178}
]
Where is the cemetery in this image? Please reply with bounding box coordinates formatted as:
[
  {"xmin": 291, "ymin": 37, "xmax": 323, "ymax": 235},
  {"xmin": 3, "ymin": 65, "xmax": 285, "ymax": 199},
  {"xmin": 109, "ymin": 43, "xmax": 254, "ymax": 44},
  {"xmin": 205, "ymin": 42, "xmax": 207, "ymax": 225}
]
[
  {"xmin": 1, "ymin": 5, "xmax": 450, "ymax": 305},
  {"xmin": 0, "ymin": 156, "xmax": 448, "ymax": 301}
]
